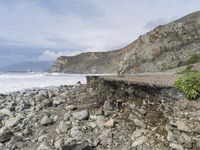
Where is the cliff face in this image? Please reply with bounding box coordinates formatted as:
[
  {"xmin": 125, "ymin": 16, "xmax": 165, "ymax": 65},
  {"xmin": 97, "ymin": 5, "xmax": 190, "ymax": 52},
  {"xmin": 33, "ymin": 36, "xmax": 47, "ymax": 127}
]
[
  {"xmin": 49, "ymin": 50, "xmax": 124, "ymax": 74},
  {"xmin": 50, "ymin": 11, "xmax": 200, "ymax": 74}
]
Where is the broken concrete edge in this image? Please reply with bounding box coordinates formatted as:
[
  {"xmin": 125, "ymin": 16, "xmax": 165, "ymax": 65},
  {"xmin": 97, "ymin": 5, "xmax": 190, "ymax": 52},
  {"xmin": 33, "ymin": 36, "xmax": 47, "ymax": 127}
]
[
  {"xmin": 86, "ymin": 75, "xmax": 184, "ymax": 100},
  {"xmin": 86, "ymin": 75, "xmax": 173, "ymax": 88}
]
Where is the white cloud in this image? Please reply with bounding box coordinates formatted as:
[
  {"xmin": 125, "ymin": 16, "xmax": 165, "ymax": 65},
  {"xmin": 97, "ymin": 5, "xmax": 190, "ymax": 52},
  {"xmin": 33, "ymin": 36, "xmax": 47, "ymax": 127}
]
[
  {"xmin": 38, "ymin": 50, "xmax": 84, "ymax": 61},
  {"xmin": 38, "ymin": 50, "xmax": 66, "ymax": 61},
  {"xmin": 1, "ymin": 0, "xmax": 200, "ymax": 55}
]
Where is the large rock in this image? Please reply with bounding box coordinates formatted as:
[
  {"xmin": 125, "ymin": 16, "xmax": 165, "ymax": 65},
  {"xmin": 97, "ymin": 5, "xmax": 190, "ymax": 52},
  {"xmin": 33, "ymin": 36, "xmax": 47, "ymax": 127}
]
[
  {"xmin": 134, "ymin": 119, "xmax": 146, "ymax": 128},
  {"xmin": 58, "ymin": 121, "xmax": 70, "ymax": 133},
  {"xmin": 62, "ymin": 141, "xmax": 91, "ymax": 150},
  {"xmin": 40, "ymin": 115, "xmax": 53, "ymax": 126},
  {"xmin": 54, "ymin": 139, "xmax": 64, "ymax": 149},
  {"xmin": 0, "ymin": 108, "xmax": 12, "ymax": 116},
  {"xmin": 98, "ymin": 129, "xmax": 113, "ymax": 146},
  {"xmin": 37, "ymin": 142, "xmax": 53, "ymax": 150},
  {"xmin": 132, "ymin": 136, "xmax": 148, "ymax": 148},
  {"xmin": 0, "ymin": 127, "xmax": 13, "ymax": 143},
  {"xmin": 5, "ymin": 117, "xmax": 21, "ymax": 127},
  {"xmin": 70, "ymin": 126, "xmax": 83, "ymax": 138},
  {"xmin": 169, "ymin": 143, "xmax": 184, "ymax": 150},
  {"xmin": 72, "ymin": 110, "xmax": 89, "ymax": 120}
]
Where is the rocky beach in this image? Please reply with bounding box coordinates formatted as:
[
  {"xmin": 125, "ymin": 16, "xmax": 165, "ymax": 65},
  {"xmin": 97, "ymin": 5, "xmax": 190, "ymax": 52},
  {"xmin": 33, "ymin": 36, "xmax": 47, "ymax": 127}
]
[
  {"xmin": 1, "ymin": 1, "xmax": 200, "ymax": 150},
  {"xmin": 0, "ymin": 76, "xmax": 200, "ymax": 150}
]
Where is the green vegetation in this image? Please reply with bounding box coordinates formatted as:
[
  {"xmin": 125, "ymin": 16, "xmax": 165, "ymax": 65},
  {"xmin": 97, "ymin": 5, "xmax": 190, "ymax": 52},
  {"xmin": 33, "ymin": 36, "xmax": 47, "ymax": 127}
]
[
  {"xmin": 185, "ymin": 54, "xmax": 200, "ymax": 65},
  {"xmin": 174, "ymin": 72, "xmax": 200, "ymax": 100},
  {"xmin": 186, "ymin": 64, "xmax": 193, "ymax": 70}
]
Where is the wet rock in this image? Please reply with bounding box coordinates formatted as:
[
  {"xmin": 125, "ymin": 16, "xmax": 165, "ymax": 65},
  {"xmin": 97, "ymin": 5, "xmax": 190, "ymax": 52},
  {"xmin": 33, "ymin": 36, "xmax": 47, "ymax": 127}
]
[
  {"xmin": 132, "ymin": 136, "xmax": 148, "ymax": 148},
  {"xmin": 72, "ymin": 110, "xmax": 89, "ymax": 120},
  {"xmin": 40, "ymin": 115, "xmax": 53, "ymax": 126}
]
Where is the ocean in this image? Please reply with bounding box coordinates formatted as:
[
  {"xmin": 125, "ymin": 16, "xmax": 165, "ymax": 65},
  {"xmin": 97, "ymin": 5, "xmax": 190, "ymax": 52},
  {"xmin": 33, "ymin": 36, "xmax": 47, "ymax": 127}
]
[{"xmin": 0, "ymin": 72, "xmax": 87, "ymax": 94}]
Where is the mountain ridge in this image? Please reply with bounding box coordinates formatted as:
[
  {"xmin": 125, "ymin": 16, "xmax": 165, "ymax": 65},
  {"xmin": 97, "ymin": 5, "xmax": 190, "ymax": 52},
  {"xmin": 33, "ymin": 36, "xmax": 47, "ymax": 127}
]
[{"xmin": 49, "ymin": 11, "xmax": 200, "ymax": 74}]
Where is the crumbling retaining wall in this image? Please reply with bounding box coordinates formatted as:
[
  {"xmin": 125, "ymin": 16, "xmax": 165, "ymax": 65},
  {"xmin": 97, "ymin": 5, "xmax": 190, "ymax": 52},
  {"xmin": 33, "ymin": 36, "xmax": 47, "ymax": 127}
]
[{"xmin": 86, "ymin": 76, "xmax": 200, "ymax": 149}]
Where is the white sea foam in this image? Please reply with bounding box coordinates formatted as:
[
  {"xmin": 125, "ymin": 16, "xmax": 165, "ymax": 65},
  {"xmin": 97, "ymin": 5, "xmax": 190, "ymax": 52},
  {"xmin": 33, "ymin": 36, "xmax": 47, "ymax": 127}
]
[{"xmin": 0, "ymin": 72, "xmax": 87, "ymax": 94}]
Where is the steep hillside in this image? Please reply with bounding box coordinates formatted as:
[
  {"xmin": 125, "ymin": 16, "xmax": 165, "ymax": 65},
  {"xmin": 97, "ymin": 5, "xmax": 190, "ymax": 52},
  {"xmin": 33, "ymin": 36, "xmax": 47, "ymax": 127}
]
[
  {"xmin": 49, "ymin": 47, "xmax": 133, "ymax": 74},
  {"xmin": 50, "ymin": 11, "xmax": 200, "ymax": 74},
  {"xmin": 119, "ymin": 11, "xmax": 200, "ymax": 74}
]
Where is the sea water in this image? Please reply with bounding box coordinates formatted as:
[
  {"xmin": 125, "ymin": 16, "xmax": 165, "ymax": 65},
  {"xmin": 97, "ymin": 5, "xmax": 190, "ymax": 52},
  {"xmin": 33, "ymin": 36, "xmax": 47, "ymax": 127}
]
[{"xmin": 0, "ymin": 72, "xmax": 87, "ymax": 94}]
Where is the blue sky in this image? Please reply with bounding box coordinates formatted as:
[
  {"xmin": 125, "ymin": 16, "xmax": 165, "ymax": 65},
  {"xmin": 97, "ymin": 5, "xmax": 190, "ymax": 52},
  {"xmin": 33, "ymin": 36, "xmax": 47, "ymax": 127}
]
[{"xmin": 0, "ymin": 0, "xmax": 200, "ymax": 66}]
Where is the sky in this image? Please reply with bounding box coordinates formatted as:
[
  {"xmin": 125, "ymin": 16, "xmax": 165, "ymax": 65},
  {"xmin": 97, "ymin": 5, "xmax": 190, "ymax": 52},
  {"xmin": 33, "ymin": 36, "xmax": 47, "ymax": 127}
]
[{"xmin": 0, "ymin": 0, "xmax": 200, "ymax": 67}]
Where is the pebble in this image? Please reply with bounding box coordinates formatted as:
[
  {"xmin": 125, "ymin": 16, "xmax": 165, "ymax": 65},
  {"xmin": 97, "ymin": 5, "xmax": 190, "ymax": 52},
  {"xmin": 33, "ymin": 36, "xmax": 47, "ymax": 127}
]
[
  {"xmin": 65, "ymin": 105, "xmax": 76, "ymax": 111},
  {"xmin": 104, "ymin": 119, "xmax": 115, "ymax": 128}
]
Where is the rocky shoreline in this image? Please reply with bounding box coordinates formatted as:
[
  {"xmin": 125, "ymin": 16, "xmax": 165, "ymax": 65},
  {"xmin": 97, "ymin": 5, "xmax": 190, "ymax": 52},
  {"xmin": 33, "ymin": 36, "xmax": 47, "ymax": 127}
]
[{"xmin": 0, "ymin": 78, "xmax": 200, "ymax": 150}]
